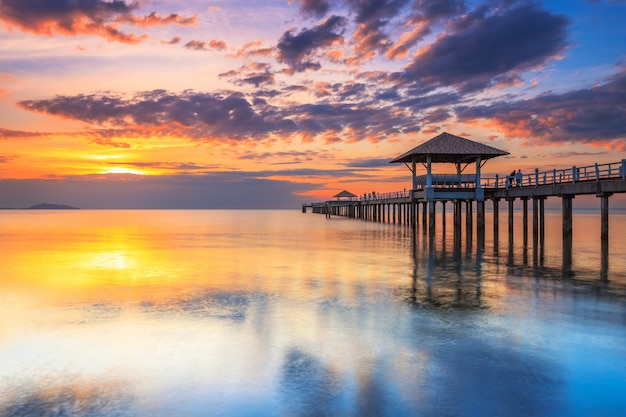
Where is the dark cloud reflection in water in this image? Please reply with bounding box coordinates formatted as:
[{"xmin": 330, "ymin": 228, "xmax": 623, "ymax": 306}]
[{"xmin": 0, "ymin": 379, "xmax": 135, "ymax": 417}]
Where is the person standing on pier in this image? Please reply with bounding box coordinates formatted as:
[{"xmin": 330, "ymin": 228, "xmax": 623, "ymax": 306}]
[
  {"xmin": 509, "ymin": 171, "xmax": 516, "ymax": 187},
  {"xmin": 515, "ymin": 169, "xmax": 523, "ymax": 187}
]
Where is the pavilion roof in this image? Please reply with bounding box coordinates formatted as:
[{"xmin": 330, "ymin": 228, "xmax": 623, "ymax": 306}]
[
  {"xmin": 334, "ymin": 190, "xmax": 357, "ymax": 198},
  {"xmin": 389, "ymin": 132, "xmax": 509, "ymax": 164}
]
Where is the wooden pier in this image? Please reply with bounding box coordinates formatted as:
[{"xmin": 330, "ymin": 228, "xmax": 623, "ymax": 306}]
[{"xmin": 303, "ymin": 133, "xmax": 626, "ymax": 279}]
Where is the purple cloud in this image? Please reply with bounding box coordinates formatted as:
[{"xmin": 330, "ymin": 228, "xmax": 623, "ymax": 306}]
[
  {"xmin": 400, "ymin": 2, "xmax": 570, "ymax": 93},
  {"xmin": 455, "ymin": 69, "xmax": 626, "ymax": 147},
  {"xmin": 294, "ymin": 0, "xmax": 331, "ymax": 18},
  {"xmin": 0, "ymin": 0, "xmax": 195, "ymax": 44},
  {"xmin": 276, "ymin": 15, "xmax": 347, "ymax": 73}
]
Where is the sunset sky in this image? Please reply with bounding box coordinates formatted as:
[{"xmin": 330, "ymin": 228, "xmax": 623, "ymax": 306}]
[{"xmin": 1, "ymin": 0, "xmax": 625, "ymax": 208}]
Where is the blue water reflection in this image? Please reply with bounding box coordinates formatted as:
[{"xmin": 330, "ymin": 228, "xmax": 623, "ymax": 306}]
[{"xmin": 1, "ymin": 210, "xmax": 625, "ymax": 416}]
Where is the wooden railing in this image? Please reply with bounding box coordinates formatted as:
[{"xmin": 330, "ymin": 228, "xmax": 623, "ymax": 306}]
[
  {"xmin": 307, "ymin": 159, "xmax": 626, "ymax": 206},
  {"xmin": 483, "ymin": 159, "xmax": 626, "ymax": 189}
]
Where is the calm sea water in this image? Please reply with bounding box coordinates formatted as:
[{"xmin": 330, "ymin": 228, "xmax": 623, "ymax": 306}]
[{"xmin": 1, "ymin": 209, "xmax": 625, "ymax": 417}]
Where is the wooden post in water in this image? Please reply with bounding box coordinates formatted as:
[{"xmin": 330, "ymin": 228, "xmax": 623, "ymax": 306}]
[
  {"xmin": 403, "ymin": 203, "xmax": 407, "ymax": 225},
  {"xmin": 493, "ymin": 198, "xmax": 500, "ymax": 252},
  {"xmin": 429, "ymin": 201, "xmax": 436, "ymax": 239},
  {"xmin": 405, "ymin": 203, "xmax": 409, "ymax": 226},
  {"xmin": 396, "ymin": 203, "xmax": 402, "ymax": 224},
  {"xmin": 477, "ymin": 200, "xmax": 485, "ymax": 249},
  {"xmin": 404, "ymin": 202, "xmax": 408, "ymax": 226},
  {"xmin": 454, "ymin": 200, "xmax": 462, "ymax": 247},
  {"xmin": 539, "ymin": 197, "xmax": 546, "ymax": 248},
  {"xmin": 422, "ymin": 202, "xmax": 428, "ymax": 235},
  {"xmin": 532, "ymin": 197, "xmax": 539, "ymax": 250},
  {"xmin": 507, "ymin": 198, "xmax": 515, "ymax": 248},
  {"xmin": 600, "ymin": 193, "xmax": 611, "ymax": 281},
  {"xmin": 522, "ymin": 197, "xmax": 529, "ymax": 250},
  {"xmin": 465, "ymin": 200, "xmax": 473, "ymax": 250},
  {"xmin": 562, "ymin": 195, "xmax": 574, "ymax": 277},
  {"xmin": 441, "ymin": 201, "xmax": 447, "ymax": 234}
]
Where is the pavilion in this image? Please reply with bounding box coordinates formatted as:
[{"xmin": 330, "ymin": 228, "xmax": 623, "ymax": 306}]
[
  {"xmin": 333, "ymin": 190, "xmax": 357, "ymax": 201},
  {"xmin": 389, "ymin": 132, "xmax": 509, "ymax": 202}
]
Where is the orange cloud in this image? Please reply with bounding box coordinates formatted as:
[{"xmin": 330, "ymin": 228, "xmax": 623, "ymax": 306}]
[
  {"xmin": 0, "ymin": 0, "xmax": 195, "ymax": 44},
  {"xmin": 232, "ymin": 41, "xmax": 274, "ymax": 58},
  {"xmin": 116, "ymin": 12, "xmax": 197, "ymax": 28},
  {"xmin": 386, "ymin": 25, "xmax": 425, "ymax": 59}
]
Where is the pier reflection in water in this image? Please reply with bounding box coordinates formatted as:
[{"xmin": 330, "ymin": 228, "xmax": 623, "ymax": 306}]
[{"xmin": 1, "ymin": 210, "xmax": 625, "ymax": 417}]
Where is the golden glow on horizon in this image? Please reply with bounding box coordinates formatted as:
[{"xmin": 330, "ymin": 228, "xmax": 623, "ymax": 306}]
[{"xmin": 103, "ymin": 166, "xmax": 146, "ymax": 175}]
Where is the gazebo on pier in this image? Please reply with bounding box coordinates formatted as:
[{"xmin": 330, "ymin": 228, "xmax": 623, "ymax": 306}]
[
  {"xmin": 389, "ymin": 132, "xmax": 509, "ymax": 202},
  {"xmin": 333, "ymin": 190, "xmax": 357, "ymax": 201},
  {"xmin": 389, "ymin": 132, "xmax": 509, "ymax": 238}
]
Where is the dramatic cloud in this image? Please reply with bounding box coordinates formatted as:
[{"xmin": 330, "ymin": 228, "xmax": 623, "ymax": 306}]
[
  {"xmin": 293, "ymin": 0, "xmax": 331, "ymax": 18},
  {"xmin": 232, "ymin": 41, "xmax": 274, "ymax": 58},
  {"xmin": 0, "ymin": 128, "xmax": 46, "ymax": 139},
  {"xmin": 219, "ymin": 63, "xmax": 275, "ymax": 87},
  {"xmin": 116, "ymin": 11, "xmax": 197, "ymax": 27},
  {"xmin": 19, "ymin": 90, "xmax": 290, "ymax": 141},
  {"xmin": 161, "ymin": 36, "xmax": 181, "ymax": 45},
  {"xmin": 346, "ymin": 0, "xmax": 411, "ymax": 59},
  {"xmin": 5, "ymin": 1, "xmax": 620, "ymax": 152},
  {"xmin": 400, "ymin": 2, "xmax": 570, "ymax": 93},
  {"xmin": 239, "ymin": 149, "xmax": 328, "ymax": 163},
  {"xmin": 89, "ymin": 137, "xmax": 131, "ymax": 148},
  {"xmin": 17, "ymin": 88, "xmax": 421, "ymax": 143},
  {"xmin": 345, "ymin": 157, "xmax": 390, "ymax": 168},
  {"xmin": 396, "ymin": 91, "xmax": 462, "ymax": 112},
  {"xmin": 455, "ymin": 69, "xmax": 626, "ymax": 148},
  {"xmin": 411, "ymin": 0, "xmax": 467, "ymax": 22},
  {"xmin": 276, "ymin": 15, "xmax": 347, "ymax": 73},
  {"xmin": 184, "ymin": 39, "xmax": 227, "ymax": 51},
  {"xmin": 0, "ymin": 0, "xmax": 195, "ymax": 43},
  {"xmin": 386, "ymin": 0, "xmax": 467, "ymax": 59},
  {"xmin": 239, "ymin": 73, "xmax": 275, "ymax": 88}
]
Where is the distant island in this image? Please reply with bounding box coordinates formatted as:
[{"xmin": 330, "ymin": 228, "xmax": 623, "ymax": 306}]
[
  {"xmin": 28, "ymin": 203, "xmax": 80, "ymax": 210},
  {"xmin": 0, "ymin": 203, "xmax": 80, "ymax": 210}
]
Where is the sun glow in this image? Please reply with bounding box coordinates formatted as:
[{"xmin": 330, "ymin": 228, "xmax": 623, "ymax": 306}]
[{"xmin": 104, "ymin": 167, "xmax": 146, "ymax": 175}]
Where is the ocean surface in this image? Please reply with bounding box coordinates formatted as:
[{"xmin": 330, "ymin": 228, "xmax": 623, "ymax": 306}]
[{"xmin": 1, "ymin": 209, "xmax": 625, "ymax": 417}]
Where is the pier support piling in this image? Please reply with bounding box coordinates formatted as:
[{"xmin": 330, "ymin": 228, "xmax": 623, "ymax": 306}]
[
  {"xmin": 522, "ymin": 197, "xmax": 529, "ymax": 250},
  {"xmin": 465, "ymin": 200, "xmax": 473, "ymax": 252},
  {"xmin": 507, "ymin": 198, "xmax": 515, "ymax": 248},
  {"xmin": 429, "ymin": 201, "xmax": 436, "ymax": 240},
  {"xmin": 492, "ymin": 198, "xmax": 500, "ymax": 253},
  {"xmin": 562, "ymin": 195, "xmax": 574, "ymax": 277},
  {"xmin": 454, "ymin": 200, "xmax": 462, "ymax": 246},
  {"xmin": 600, "ymin": 193, "xmax": 611, "ymax": 281},
  {"xmin": 441, "ymin": 201, "xmax": 447, "ymax": 234},
  {"xmin": 477, "ymin": 200, "xmax": 485, "ymax": 249}
]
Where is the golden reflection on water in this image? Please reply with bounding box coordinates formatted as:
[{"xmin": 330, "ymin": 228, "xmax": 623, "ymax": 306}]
[
  {"xmin": 1, "ymin": 211, "xmax": 420, "ymax": 309},
  {"xmin": 1, "ymin": 209, "xmax": 626, "ymax": 416}
]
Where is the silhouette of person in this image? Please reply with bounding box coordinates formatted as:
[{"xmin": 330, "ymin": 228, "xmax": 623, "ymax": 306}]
[{"xmin": 515, "ymin": 169, "xmax": 523, "ymax": 187}]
